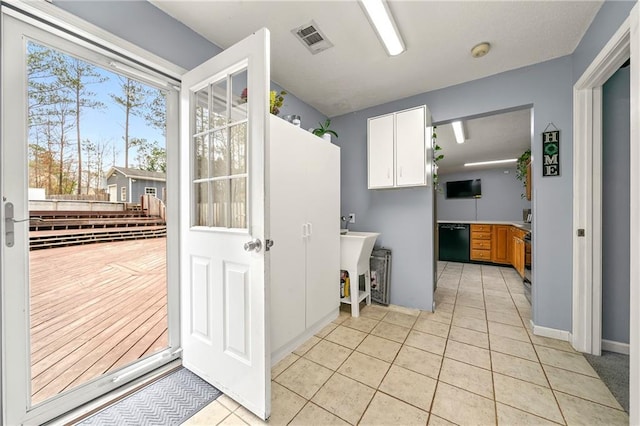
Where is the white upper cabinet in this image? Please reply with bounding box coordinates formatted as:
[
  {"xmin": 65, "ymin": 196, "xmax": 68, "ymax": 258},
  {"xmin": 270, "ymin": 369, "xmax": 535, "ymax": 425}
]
[
  {"xmin": 367, "ymin": 114, "xmax": 395, "ymax": 188},
  {"xmin": 367, "ymin": 105, "xmax": 430, "ymax": 189}
]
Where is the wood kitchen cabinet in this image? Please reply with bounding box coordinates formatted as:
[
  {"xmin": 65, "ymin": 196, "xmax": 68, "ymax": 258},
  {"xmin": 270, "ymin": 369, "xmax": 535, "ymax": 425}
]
[
  {"xmin": 491, "ymin": 225, "xmax": 510, "ymax": 264},
  {"xmin": 368, "ymin": 105, "xmax": 429, "ymax": 189},
  {"xmin": 511, "ymin": 228, "xmax": 528, "ymax": 278},
  {"xmin": 470, "ymin": 224, "xmax": 492, "ymax": 261}
]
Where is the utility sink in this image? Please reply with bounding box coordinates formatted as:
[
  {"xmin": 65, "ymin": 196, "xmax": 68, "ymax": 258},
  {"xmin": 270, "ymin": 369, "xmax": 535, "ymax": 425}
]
[{"xmin": 340, "ymin": 231, "xmax": 380, "ymax": 317}]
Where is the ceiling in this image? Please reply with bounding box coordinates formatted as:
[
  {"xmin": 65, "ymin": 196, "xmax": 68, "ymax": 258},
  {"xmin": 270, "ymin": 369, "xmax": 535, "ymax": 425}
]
[
  {"xmin": 151, "ymin": 0, "xmax": 602, "ymax": 117},
  {"xmin": 435, "ymin": 108, "xmax": 531, "ymax": 174}
]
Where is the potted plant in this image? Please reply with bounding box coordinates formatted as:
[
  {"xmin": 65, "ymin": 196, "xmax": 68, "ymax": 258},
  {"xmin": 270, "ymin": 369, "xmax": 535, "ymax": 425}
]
[
  {"xmin": 312, "ymin": 119, "xmax": 338, "ymax": 142},
  {"xmin": 240, "ymin": 88, "xmax": 287, "ymax": 116}
]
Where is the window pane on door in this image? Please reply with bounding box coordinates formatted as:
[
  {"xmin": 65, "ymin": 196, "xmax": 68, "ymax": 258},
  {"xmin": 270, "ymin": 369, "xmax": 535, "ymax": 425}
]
[
  {"xmin": 194, "ymin": 135, "xmax": 208, "ymax": 180},
  {"xmin": 230, "ymin": 123, "xmax": 247, "ymax": 175},
  {"xmin": 213, "ymin": 180, "xmax": 230, "ymax": 228},
  {"xmin": 211, "ymin": 129, "xmax": 229, "ymax": 178},
  {"xmin": 194, "ymin": 182, "xmax": 210, "ymax": 227},
  {"xmin": 230, "ymin": 69, "xmax": 248, "ymax": 122},
  {"xmin": 231, "ymin": 177, "xmax": 247, "ymax": 229},
  {"xmin": 191, "ymin": 66, "xmax": 248, "ymax": 230}
]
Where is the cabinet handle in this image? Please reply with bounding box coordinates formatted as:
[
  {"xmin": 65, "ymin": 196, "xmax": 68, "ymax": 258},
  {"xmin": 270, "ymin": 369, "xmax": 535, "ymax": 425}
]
[
  {"xmin": 308, "ymin": 222, "xmax": 313, "ymax": 236},
  {"xmin": 302, "ymin": 223, "xmax": 308, "ymax": 238}
]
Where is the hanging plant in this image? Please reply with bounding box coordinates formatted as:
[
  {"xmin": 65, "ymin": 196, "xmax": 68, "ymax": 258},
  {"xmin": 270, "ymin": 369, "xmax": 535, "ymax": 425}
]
[
  {"xmin": 433, "ymin": 126, "xmax": 444, "ymax": 189},
  {"xmin": 516, "ymin": 148, "xmax": 531, "ymax": 198}
]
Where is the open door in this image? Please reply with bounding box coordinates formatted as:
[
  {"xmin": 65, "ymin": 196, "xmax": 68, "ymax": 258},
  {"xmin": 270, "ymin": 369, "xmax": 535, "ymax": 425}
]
[{"xmin": 179, "ymin": 29, "xmax": 271, "ymax": 419}]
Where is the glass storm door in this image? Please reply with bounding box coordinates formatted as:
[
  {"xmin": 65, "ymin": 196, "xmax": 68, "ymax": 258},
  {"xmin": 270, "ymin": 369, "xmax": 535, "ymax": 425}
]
[{"xmin": 1, "ymin": 10, "xmax": 179, "ymax": 425}]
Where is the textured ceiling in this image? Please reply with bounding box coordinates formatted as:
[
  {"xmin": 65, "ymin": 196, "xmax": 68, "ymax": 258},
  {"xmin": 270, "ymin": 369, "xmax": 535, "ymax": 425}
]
[{"xmin": 151, "ymin": 0, "xmax": 602, "ymax": 117}]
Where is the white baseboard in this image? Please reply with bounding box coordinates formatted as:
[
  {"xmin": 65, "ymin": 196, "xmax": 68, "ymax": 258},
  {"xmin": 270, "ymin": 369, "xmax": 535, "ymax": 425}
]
[
  {"xmin": 531, "ymin": 320, "xmax": 571, "ymax": 341},
  {"xmin": 270, "ymin": 308, "xmax": 338, "ymax": 366},
  {"xmin": 601, "ymin": 339, "xmax": 630, "ymax": 355}
]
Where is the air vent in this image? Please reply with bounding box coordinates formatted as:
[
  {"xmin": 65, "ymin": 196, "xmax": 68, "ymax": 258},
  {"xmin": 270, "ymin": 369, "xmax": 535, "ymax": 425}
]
[{"xmin": 291, "ymin": 20, "xmax": 333, "ymax": 55}]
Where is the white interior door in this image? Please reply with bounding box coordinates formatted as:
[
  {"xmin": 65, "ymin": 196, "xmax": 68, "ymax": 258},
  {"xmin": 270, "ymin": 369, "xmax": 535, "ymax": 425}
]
[{"xmin": 179, "ymin": 29, "xmax": 271, "ymax": 419}]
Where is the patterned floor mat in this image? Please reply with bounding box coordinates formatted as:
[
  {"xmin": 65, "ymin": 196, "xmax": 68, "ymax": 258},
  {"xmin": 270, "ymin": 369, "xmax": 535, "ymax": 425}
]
[{"xmin": 77, "ymin": 368, "xmax": 222, "ymax": 425}]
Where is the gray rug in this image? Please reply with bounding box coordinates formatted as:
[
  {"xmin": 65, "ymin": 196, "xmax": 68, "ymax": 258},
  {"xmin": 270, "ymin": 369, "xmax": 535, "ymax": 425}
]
[
  {"xmin": 78, "ymin": 368, "xmax": 222, "ymax": 425},
  {"xmin": 584, "ymin": 350, "xmax": 629, "ymax": 412}
]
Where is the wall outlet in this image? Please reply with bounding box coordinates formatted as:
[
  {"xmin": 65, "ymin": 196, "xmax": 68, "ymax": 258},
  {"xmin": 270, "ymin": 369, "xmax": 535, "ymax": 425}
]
[{"xmin": 348, "ymin": 213, "xmax": 355, "ymax": 224}]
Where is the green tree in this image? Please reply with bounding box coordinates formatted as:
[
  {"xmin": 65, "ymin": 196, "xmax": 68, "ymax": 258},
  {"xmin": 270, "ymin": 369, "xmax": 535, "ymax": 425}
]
[
  {"xmin": 54, "ymin": 56, "xmax": 107, "ymax": 194},
  {"xmin": 110, "ymin": 76, "xmax": 151, "ymax": 168},
  {"xmin": 131, "ymin": 138, "xmax": 166, "ymax": 173}
]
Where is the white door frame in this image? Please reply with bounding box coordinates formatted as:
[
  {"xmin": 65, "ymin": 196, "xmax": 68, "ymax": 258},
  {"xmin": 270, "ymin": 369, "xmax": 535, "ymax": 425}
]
[
  {"xmin": 1, "ymin": 3, "xmax": 183, "ymax": 424},
  {"xmin": 572, "ymin": 4, "xmax": 638, "ymax": 424}
]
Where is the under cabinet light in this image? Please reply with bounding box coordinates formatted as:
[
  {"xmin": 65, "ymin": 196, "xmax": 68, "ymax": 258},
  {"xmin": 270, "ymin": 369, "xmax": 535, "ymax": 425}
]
[
  {"xmin": 359, "ymin": 0, "xmax": 406, "ymax": 56},
  {"xmin": 452, "ymin": 121, "xmax": 465, "ymax": 144},
  {"xmin": 465, "ymin": 159, "xmax": 517, "ymax": 167}
]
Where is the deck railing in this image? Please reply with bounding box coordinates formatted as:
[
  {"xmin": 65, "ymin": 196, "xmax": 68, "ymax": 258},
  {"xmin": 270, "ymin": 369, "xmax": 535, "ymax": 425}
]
[{"xmin": 140, "ymin": 194, "xmax": 166, "ymax": 222}]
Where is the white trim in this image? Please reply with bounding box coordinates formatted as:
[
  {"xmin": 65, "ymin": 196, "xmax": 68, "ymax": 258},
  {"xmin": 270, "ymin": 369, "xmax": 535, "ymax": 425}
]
[
  {"xmin": 573, "ymin": 7, "xmax": 638, "ymax": 425},
  {"xmin": 629, "ymin": 4, "xmax": 640, "ymax": 424},
  {"xmin": 572, "ymin": 15, "xmax": 630, "ymax": 356},
  {"xmin": 270, "ymin": 309, "xmax": 338, "ymax": 366},
  {"xmin": 4, "ymin": 0, "xmax": 186, "ymax": 79},
  {"xmin": 531, "ymin": 321, "xmax": 571, "ymax": 341},
  {"xmin": 602, "ymin": 339, "xmax": 630, "ymax": 355}
]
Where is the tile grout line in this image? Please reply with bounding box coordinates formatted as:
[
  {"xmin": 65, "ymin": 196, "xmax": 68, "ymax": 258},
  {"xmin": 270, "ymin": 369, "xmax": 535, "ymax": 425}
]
[
  {"xmin": 497, "ymin": 267, "xmax": 569, "ymax": 426},
  {"xmin": 425, "ymin": 261, "xmax": 461, "ymax": 425}
]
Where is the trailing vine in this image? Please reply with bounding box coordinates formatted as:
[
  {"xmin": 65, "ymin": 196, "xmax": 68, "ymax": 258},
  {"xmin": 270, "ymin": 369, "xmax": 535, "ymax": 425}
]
[{"xmin": 516, "ymin": 148, "xmax": 531, "ymax": 198}]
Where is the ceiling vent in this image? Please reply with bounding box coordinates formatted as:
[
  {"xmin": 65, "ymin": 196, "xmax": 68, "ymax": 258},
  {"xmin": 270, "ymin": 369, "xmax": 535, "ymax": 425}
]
[{"xmin": 291, "ymin": 21, "xmax": 333, "ymax": 55}]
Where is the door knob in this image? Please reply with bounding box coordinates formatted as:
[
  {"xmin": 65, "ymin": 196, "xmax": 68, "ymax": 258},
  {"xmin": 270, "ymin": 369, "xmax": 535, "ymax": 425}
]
[{"xmin": 244, "ymin": 238, "xmax": 262, "ymax": 253}]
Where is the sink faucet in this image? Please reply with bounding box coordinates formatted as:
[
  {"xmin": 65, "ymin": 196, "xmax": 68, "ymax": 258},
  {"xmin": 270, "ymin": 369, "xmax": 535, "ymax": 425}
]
[{"xmin": 341, "ymin": 215, "xmax": 349, "ymax": 231}]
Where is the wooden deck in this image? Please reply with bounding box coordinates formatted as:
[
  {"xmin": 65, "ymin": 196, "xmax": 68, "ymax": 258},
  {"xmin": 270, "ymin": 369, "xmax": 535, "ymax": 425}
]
[{"xmin": 29, "ymin": 238, "xmax": 168, "ymax": 404}]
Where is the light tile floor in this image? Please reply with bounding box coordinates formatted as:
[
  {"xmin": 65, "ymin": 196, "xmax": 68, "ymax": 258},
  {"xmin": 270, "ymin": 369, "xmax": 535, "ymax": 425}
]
[{"xmin": 184, "ymin": 262, "xmax": 629, "ymax": 425}]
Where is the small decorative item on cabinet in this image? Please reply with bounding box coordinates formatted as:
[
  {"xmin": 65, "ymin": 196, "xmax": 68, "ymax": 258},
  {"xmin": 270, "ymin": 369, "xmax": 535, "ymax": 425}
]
[
  {"xmin": 239, "ymin": 88, "xmax": 287, "ymax": 116},
  {"xmin": 312, "ymin": 119, "xmax": 338, "ymax": 142}
]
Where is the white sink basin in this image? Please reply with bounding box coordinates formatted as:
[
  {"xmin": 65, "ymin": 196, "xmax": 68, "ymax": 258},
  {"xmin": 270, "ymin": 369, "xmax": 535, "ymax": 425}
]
[
  {"xmin": 340, "ymin": 231, "xmax": 380, "ymax": 317},
  {"xmin": 340, "ymin": 232, "xmax": 380, "ymax": 272}
]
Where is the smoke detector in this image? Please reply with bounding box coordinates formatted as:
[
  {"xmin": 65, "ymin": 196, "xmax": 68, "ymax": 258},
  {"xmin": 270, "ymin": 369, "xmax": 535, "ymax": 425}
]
[
  {"xmin": 471, "ymin": 42, "xmax": 491, "ymax": 58},
  {"xmin": 291, "ymin": 21, "xmax": 333, "ymax": 55}
]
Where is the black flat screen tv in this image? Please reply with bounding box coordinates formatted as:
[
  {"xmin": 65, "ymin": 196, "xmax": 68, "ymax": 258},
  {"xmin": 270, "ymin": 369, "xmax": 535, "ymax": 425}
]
[{"xmin": 446, "ymin": 179, "xmax": 482, "ymax": 199}]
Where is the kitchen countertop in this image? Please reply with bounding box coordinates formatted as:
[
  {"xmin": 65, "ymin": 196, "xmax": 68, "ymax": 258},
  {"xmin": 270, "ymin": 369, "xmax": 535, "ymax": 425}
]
[{"xmin": 437, "ymin": 220, "xmax": 531, "ymax": 231}]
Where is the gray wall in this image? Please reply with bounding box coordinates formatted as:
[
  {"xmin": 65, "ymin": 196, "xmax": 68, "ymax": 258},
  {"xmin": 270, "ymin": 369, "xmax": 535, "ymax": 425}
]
[
  {"xmin": 52, "ymin": 1, "xmax": 327, "ymax": 131},
  {"xmin": 602, "ymin": 65, "xmax": 630, "ymax": 345},
  {"xmin": 437, "ymin": 168, "xmax": 531, "ymax": 222},
  {"xmin": 333, "ymin": 0, "xmax": 634, "ymax": 331},
  {"xmin": 333, "ymin": 56, "xmax": 574, "ymax": 326}
]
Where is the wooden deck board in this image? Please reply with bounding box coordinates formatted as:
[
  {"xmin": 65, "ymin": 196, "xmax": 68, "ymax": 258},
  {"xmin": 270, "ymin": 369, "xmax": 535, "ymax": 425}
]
[{"xmin": 29, "ymin": 238, "xmax": 168, "ymax": 405}]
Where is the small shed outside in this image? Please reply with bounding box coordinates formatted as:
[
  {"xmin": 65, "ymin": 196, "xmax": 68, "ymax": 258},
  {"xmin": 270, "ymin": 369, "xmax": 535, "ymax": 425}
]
[{"xmin": 105, "ymin": 167, "xmax": 166, "ymax": 203}]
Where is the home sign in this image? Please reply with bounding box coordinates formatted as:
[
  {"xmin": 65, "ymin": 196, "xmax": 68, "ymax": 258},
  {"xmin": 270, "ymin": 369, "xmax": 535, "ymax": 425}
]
[{"xmin": 542, "ymin": 130, "xmax": 560, "ymax": 177}]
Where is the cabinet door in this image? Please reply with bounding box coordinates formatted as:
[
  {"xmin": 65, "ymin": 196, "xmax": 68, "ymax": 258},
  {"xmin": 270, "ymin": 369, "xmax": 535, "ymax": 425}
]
[
  {"xmin": 368, "ymin": 114, "xmax": 395, "ymax": 188},
  {"xmin": 305, "ymin": 137, "xmax": 341, "ymax": 327},
  {"xmin": 269, "ymin": 118, "xmax": 307, "ymax": 352},
  {"xmin": 395, "ymin": 107, "xmax": 426, "ymax": 186},
  {"xmin": 491, "ymin": 225, "xmax": 510, "ymax": 264}
]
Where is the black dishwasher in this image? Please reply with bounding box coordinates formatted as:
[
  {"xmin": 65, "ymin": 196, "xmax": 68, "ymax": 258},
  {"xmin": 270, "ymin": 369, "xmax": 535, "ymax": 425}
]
[{"xmin": 438, "ymin": 223, "xmax": 470, "ymax": 262}]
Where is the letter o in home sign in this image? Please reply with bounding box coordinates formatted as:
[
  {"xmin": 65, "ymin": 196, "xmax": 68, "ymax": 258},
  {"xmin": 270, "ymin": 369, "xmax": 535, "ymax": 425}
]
[{"xmin": 542, "ymin": 130, "xmax": 560, "ymax": 177}]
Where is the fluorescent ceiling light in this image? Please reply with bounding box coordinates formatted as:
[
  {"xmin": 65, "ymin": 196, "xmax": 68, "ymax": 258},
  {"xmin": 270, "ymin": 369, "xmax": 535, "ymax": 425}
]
[
  {"xmin": 360, "ymin": 0, "xmax": 405, "ymax": 56},
  {"xmin": 452, "ymin": 121, "xmax": 465, "ymax": 144},
  {"xmin": 465, "ymin": 158, "xmax": 517, "ymax": 167}
]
